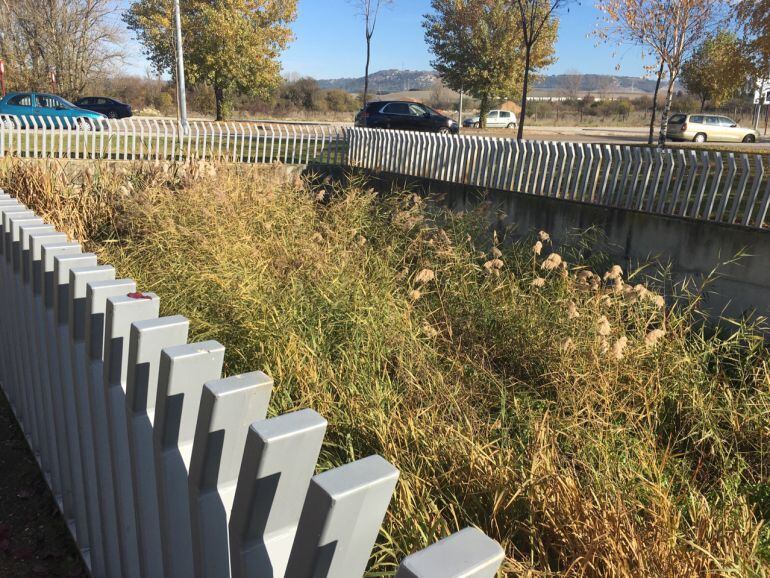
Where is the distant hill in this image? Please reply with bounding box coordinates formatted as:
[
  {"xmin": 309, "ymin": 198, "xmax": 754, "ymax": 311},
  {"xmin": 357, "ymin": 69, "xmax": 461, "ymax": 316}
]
[
  {"xmin": 317, "ymin": 69, "xmax": 666, "ymax": 97},
  {"xmin": 317, "ymin": 69, "xmax": 439, "ymax": 94}
]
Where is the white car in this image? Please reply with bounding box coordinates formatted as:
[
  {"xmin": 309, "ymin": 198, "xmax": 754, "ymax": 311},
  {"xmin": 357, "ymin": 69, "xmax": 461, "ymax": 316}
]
[{"xmin": 463, "ymin": 109, "xmax": 518, "ymax": 129}]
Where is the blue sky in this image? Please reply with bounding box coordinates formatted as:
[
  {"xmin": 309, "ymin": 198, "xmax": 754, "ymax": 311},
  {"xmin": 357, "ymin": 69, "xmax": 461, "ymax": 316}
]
[{"xmin": 122, "ymin": 1, "xmax": 652, "ymax": 79}]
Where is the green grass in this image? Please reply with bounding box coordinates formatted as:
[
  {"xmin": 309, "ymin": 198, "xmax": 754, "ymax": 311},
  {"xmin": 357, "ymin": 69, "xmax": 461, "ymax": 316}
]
[{"xmin": 2, "ymin": 159, "xmax": 769, "ymax": 577}]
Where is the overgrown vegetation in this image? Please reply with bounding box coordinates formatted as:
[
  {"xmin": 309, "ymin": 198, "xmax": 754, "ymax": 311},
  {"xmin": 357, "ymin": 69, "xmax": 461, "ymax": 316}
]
[{"xmin": 2, "ymin": 159, "xmax": 768, "ymax": 576}]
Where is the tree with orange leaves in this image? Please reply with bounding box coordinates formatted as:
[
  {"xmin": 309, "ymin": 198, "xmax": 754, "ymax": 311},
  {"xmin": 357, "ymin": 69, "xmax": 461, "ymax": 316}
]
[{"xmin": 595, "ymin": 0, "xmax": 723, "ymax": 147}]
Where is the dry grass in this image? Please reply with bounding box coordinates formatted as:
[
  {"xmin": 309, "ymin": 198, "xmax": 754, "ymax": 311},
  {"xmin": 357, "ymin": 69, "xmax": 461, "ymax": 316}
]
[{"xmin": 2, "ymin": 158, "xmax": 769, "ymax": 577}]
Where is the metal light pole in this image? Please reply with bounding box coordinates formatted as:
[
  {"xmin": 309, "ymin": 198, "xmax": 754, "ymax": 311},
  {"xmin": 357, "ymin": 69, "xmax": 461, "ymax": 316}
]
[{"xmin": 173, "ymin": 0, "xmax": 188, "ymax": 130}]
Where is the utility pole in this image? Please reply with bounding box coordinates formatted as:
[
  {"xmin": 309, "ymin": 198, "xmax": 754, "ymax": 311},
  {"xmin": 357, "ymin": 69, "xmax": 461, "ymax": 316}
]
[
  {"xmin": 458, "ymin": 88, "xmax": 464, "ymax": 128},
  {"xmin": 173, "ymin": 0, "xmax": 188, "ymax": 130}
]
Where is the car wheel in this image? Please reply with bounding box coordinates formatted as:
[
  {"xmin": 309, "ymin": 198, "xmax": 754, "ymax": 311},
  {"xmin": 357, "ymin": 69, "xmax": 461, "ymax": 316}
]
[
  {"xmin": 473, "ymin": 122, "xmax": 480, "ymax": 129},
  {"xmin": 507, "ymin": 123, "xmax": 516, "ymax": 129},
  {"xmin": 742, "ymin": 134, "xmax": 756, "ymax": 143},
  {"xmin": 693, "ymin": 133, "xmax": 707, "ymax": 143},
  {"xmin": 107, "ymin": 111, "xmax": 118, "ymax": 120},
  {"xmin": 76, "ymin": 118, "xmax": 92, "ymax": 132},
  {"xmin": 438, "ymin": 127, "xmax": 451, "ymax": 135}
]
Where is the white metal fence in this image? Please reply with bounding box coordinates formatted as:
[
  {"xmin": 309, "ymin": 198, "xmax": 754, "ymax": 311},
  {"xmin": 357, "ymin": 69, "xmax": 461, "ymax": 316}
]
[
  {"xmin": 347, "ymin": 128, "xmax": 770, "ymax": 230},
  {"xmin": 3, "ymin": 116, "xmax": 768, "ymax": 230},
  {"xmin": 0, "ymin": 115, "xmax": 347, "ymax": 165},
  {"xmin": 0, "ymin": 190, "xmax": 505, "ymax": 578}
]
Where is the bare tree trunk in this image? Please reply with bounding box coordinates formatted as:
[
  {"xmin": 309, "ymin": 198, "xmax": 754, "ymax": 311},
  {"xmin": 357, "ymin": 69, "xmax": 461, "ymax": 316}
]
[
  {"xmin": 517, "ymin": 46, "xmax": 531, "ymax": 140},
  {"xmin": 657, "ymin": 73, "xmax": 676, "ymax": 148},
  {"xmin": 363, "ymin": 36, "xmax": 371, "ymax": 106},
  {"xmin": 699, "ymin": 95, "xmax": 706, "ymax": 112},
  {"xmin": 648, "ymin": 59, "xmax": 664, "ymax": 146}
]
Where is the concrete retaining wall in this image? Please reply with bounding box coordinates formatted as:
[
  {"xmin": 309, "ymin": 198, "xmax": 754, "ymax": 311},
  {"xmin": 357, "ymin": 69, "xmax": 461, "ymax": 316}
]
[{"xmin": 312, "ymin": 167, "xmax": 770, "ymax": 321}]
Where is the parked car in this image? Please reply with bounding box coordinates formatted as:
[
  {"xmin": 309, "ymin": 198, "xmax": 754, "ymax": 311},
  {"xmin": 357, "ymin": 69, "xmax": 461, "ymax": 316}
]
[
  {"xmin": 463, "ymin": 110, "xmax": 517, "ymax": 129},
  {"xmin": 0, "ymin": 92, "xmax": 105, "ymax": 129},
  {"xmin": 355, "ymin": 101, "xmax": 459, "ymax": 134},
  {"xmin": 666, "ymin": 113, "xmax": 759, "ymax": 143},
  {"xmin": 74, "ymin": 96, "xmax": 132, "ymax": 119}
]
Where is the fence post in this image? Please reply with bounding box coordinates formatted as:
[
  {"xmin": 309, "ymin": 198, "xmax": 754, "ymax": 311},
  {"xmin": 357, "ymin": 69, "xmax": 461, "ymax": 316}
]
[
  {"xmin": 104, "ymin": 294, "xmax": 161, "ymax": 578},
  {"xmin": 26, "ymin": 229, "xmax": 67, "ymax": 497},
  {"xmin": 52, "ymin": 252, "xmax": 99, "ymax": 557},
  {"xmin": 86, "ymin": 278, "xmax": 141, "ymax": 578},
  {"xmin": 188, "ymin": 372, "xmax": 274, "ymax": 578},
  {"xmin": 126, "ymin": 316, "xmax": 191, "ymax": 578},
  {"xmin": 69, "ymin": 265, "xmax": 118, "ymax": 578},
  {"xmin": 285, "ymin": 454, "xmax": 399, "ymax": 578},
  {"xmin": 40, "ymin": 240, "xmax": 82, "ymax": 523},
  {"xmin": 395, "ymin": 527, "xmax": 505, "ymax": 578},
  {"xmin": 229, "ymin": 409, "xmax": 327, "ymax": 578},
  {"xmin": 19, "ymin": 223, "xmax": 56, "ymax": 475},
  {"xmin": 154, "ymin": 341, "xmax": 226, "ymax": 578}
]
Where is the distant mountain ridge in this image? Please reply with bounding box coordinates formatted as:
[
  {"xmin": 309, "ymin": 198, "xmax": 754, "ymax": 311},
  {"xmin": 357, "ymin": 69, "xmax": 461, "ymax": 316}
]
[{"xmin": 316, "ymin": 69, "xmax": 664, "ymax": 96}]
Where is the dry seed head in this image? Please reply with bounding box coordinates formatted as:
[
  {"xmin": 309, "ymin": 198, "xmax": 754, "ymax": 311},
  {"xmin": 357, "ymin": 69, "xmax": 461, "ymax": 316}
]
[
  {"xmin": 311, "ymin": 232, "xmax": 324, "ymax": 244},
  {"xmin": 533, "ymin": 241, "xmax": 543, "ymax": 255},
  {"xmin": 484, "ymin": 259, "xmax": 504, "ymax": 272},
  {"xmin": 567, "ymin": 301, "xmax": 580, "ymax": 319},
  {"xmin": 610, "ymin": 336, "xmax": 628, "ymax": 360},
  {"xmin": 491, "ymin": 246, "xmax": 503, "ymax": 259},
  {"xmin": 645, "ymin": 328, "xmax": 666, "ymax": 347},
  {"xmin": 599, "ymin": 338, "xmax": 610, "ymax": 354},
  {"xmin": 421, "ymin": 322, "xmax": 439, "ymax": 338},
  {"xmin": 531, "ymin": 277, "xmax": 546, "ymax": 288},
  {"xmin": 415, "ymin": 268, "xmax": 435, "ymax": 285},
  {"xmin": 604, "ymin": 265, "xmax": 623, "ymax": 281},
  {"xmin": 538, "ymin": 230, "xmax": 551, "ymax": 243},
  {"xmin": 597, "ymin": 316, "xmax": 611, "ymax": 336},
  {"xmin": 541, "ymin": 253, "xmax": 563, "ymax": 271},
  {"xmin": 409, "ymin": 289, "xmax": 422, "ymax": 302}
]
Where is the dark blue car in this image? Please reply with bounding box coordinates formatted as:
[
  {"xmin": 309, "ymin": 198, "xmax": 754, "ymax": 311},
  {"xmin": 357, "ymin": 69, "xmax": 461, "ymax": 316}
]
[{"xmin": 0, "ymin": 92, "xmax": 106, "ymax": 129}]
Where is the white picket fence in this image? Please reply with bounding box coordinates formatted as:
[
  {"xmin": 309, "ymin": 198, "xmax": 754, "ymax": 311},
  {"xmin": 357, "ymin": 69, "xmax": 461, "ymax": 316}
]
[
  {"xmin": 0, "ymin": 115, "xmax": 347, "ymax": 165},
  {"xmin": 347, "ymin": 128, "xmax": 770, "ymax": 230},
  {"xmin": 3, "ymin": 116, "xmax": 768, "ymax": 230},
  {"xmin": 0, "ymin": 190, "xmax": 505, "ymax": 577}
]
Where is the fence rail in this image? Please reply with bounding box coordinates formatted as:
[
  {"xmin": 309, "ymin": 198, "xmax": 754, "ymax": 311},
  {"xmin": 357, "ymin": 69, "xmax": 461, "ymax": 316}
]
[
  {"xmin": 0, "ymin": 189, "xmax": 505, "ymax": 578},
  {"xmin": 2, "ymin": 116, "xmax": 769, "ymax": 230},
  {"xmin": 347, "ymin": 128, "xmax": 770, "ymax": 230}
]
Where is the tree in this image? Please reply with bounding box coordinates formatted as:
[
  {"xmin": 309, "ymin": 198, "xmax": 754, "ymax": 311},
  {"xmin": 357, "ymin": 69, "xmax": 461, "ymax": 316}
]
[
  {"xmin": 124, "ymin": 0, "xmax": 297, "ymax": 121},
  {"xmin": 681, "ymin": 32, "xmax": 753, "ymax": 111},
  {"xmin": 595, "ymin": 0, "xmax": 669, "ymax": 145},
  {"xmin": 352, "ymin": 0, "xmax": 393, "ymax": 106},
  {"xmin": 596, "ymin": 0, "xmax": 722, "ymax": 147},
  {"xmin": 511, "ymin": 0, "xmax": 568, "ymax": 140},
  {"xmin": 736, "ymin": 0, "xmax": 770, "ymax": 78},
  {"xmin": 0, "ymin": 0, "xmax": 122, "ymax": 98},
  {"xmin": 424, "ymin": 0, "xmax": 556, "ymax": 128}
]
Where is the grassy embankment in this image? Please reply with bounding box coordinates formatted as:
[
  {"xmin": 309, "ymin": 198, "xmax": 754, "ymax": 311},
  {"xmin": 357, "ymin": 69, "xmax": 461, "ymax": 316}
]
[{"xmin": 1, "ymin": 159, "xmax": 768, "ymax": 577}]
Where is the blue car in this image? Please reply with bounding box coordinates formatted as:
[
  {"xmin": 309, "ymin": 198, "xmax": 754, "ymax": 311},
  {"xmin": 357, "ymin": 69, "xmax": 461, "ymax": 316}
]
[{"xmin": 0, "ymin": 92, "xmax": 106, "ymax": 129}]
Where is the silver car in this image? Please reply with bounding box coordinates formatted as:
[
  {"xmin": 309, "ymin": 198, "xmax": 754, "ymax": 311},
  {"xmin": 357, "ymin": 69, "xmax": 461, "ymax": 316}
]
[{"xmin": 666, "ymin": 113, "xmax": 759, "ymax": 143}]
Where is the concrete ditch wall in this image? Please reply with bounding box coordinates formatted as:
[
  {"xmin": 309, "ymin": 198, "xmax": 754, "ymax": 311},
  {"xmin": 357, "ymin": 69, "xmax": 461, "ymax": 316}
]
[{"xmin": 310, "ymin": 167, "xmax": 770, "ymax": 322}]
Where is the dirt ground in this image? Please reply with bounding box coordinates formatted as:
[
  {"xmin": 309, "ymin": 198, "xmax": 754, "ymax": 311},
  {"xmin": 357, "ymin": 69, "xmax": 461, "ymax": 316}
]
[{"xmin": 0, "ymin": 391, "xmax": 87, "ymax": 577}]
